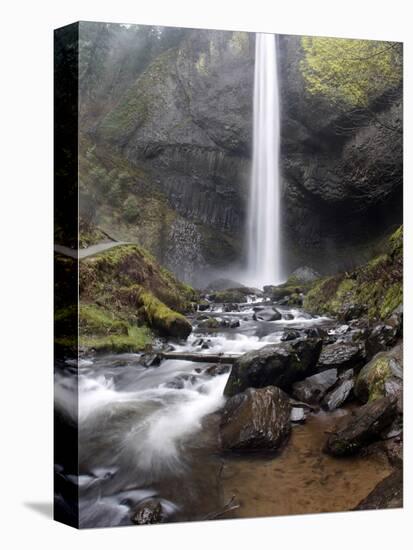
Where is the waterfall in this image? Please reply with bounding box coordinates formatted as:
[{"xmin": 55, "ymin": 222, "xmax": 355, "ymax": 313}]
[{"xmin": 246, "ymin": 33, "xmax": 282, "ymax": 288}]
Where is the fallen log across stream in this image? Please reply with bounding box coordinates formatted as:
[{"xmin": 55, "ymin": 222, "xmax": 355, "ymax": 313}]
[{"xmin": 160, "ymin": 352, "xmax": 238, "ymax": 364}]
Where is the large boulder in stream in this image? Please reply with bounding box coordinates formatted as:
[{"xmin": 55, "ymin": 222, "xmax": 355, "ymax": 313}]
[
  {"xmin": 324, "ymin": 396, "xmax": 397, "ymax": 456},
  {"xmin": 253, "ymin": 307, "xmax": 282, "ymax": 322},
  {"xmin": 317, "ymin": 341, "xmax": 366, "ymax": 371},
  {"xmin": 224, "ymin": 338, "xmax": 323, "ymax": 396},
  {"xmin": 220, "ymin": 386, "xmax": 291, "ymax": 451}
]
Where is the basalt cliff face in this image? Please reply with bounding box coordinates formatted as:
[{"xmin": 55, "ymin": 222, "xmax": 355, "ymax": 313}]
[{"xmin": 79, "ymin": 24, "xmax": 402, "ymax": 283}]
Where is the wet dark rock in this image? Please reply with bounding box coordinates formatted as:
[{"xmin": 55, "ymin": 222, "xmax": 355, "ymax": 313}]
[
  {"xmin": 305, "ymin": 327, "xmax": 329, "ymax": 340},
  {"xmin": 192, "ymin": 338, "xmax": 205, "ymax": 347},
  {"xmin": 366, "ymin": 323, "xmax": 399, "ymax": 357},
  {"xmin": 282, "ymin": 313, "xmax": 294, "ymax": 320},
  {"xmin": 386, "ymin": 304, "xmax": 403, "ymax": 337},
  {"xmin": 354, "ymin": 469, "xmax": 403, "ymax": 510},
  {"xmin": 223, "ymin": 303, "xmax": 240, "ymax": 312},
  {"xmin": 197, "ymin": 317, "xmax": 232, "ymax": 330},
  {"xmin": 335, "ymin": 324, "xmax": 350, "ymax": 335},
  {"xmin": 355, "ymin": 344, "xmax": 403, "ymax": 404},
  {"xmin": 196, "ymin": 313, "xmax": 210, "ymax": 321},
  {"xmin": 281, "ymin": 329, "xmax": 302, "ymax": 341},
  {"xmin": 339, "ymin": 303, "xmax": 367, "ymax": 322},
  {"xmin": 224, "ymin": 338, "xmax": 323, "ymax": 396},
  {"xmin": 253, "ymin": 307, "xmax": 282, "ymax": 322},
  {"xmin": 205, "ymin": 364, "xmax": 231, "ymax": 377},
  {"xmin": 292, "ymin": 368, "xmax": 338, "ymax": 404},
  {"xmin": 290, "ymin": 407, "xmax": 307, "ymax": 423},
  {"xmin": 198, "ymin": 301, "xmax": 210, "ymax": 311},
  {"xmin": 229, "ymin": 319, "xmax": 240, "ymax": 329},
  {"xmin": 166, "ymin": 374, "xmax": 197, "ymax": 389},
  {"xmin": 381, "ymin": 415, "xmax": 403, "ymax": 440},
  {"xmin": 220, "ymin": 386, "xmax": 291, "ymax": 451},
  {"xmin": 317, "ymin": 341, "xmax": 366, "ymax": 371},
  {"xmin": 140, "ymin": 353, "xmax": 162, "ymax": 368},
  {"xmin": 322, "ymin": 377, "xmax": 355, "ymax": 411},
  {"xmin": 131, "ymin": 499, "xmax": 164, "ymax": 525},
  {"xmin": 324, "ymin": 396, "xmax": 398, "ymax": 456}
]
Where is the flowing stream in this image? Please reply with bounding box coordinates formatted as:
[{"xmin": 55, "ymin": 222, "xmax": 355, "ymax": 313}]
[
  {"xmin": 54, "ymin": 299, "xmax": 390, "ymax": 527},
  {"xmin": 247, "ymin": 33, "xmax": 282, "ymax": 287}
]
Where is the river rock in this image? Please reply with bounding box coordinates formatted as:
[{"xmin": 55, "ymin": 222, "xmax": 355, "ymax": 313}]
[
  {"xmin": 355, "ymin": 344, "xmax": 403, "ymax": 403},
  {"xmin": 253, "ymin": 307, "xmax": 282, "ymax": 321},
  {"xmin": 354, "ymin": 469, "xmax": 403, "ymax": 510},
  {"xmin": 322, "ymin": 376, "xmax": 355, "ymax": 411},
  {"xmin": 205, "ymin": 364, "xmax": 231, "ymax": 377},
  {"xmin": 224, "ymin": 337, "xmax": 323, "ymax": 396},
  {"xmin": 223, "ymin": 303, "xmax": 240, "ymax": 312},
  {"xmin": 282, "ymin": 313, "xmax": 294, "ymax": 320},
  {"xmin": 140, "ymin": 353, "xmax": 162, "ymax": 368},
  {"xmin": 324, "ymin": 396, "xmax": 397, "ymax": 456},
  {"xmin": 220, "ymin": 386, "xmax": 291, "ymax": 451},
  {"xmin": 290, "ymin": 407, "xmax": 307, "ymax": 422},
  {"xmin": 317, "ymin": 341, "xmax": 366, "ymax": 371},
  {"xmin": 292, "ymin": 368, "xmax": 338, "ymax": 404},
  {"xmin": 131, "ymin": 499, "xmax": 164, "ymax": 525},
  {"xmin": 386, "ymin": 304, "xmax": 403, "ymax": 337},
  {"xmin": 366, "ymin": 323, "xmax": 399, "ymax": 357},
  {"xmin": 229, "ymin": 319, "xmax": 240, "ymax": 329},
  {"xmin": 281, "ymin": 329, "xmax": 301, "ymax": 341}
]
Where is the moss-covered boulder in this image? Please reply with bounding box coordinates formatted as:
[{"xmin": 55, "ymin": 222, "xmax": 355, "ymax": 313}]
[
  {"xmin": 137, "ymin": 289, "xmax": 192, "ymax": 339},
  {"xmin": 303, "ymin": 226, "xmax": 403, "ymax": 322},
  {"xmin": 355, "ymin": 344, "xmax": 403, "ymax": 403},
  {"xmin": 80, "ymin": 244, "xmax": 196, "ymax": 313},
  {"xmin": 56, "ymin": 243, "xmax": 196, "ymax": 353}
]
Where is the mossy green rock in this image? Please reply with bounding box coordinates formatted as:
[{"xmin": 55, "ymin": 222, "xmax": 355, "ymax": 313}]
[
  {"xmin": 355, "ymin": 344, "xmax": 403, "ymax": 403},
  {"xmin": 73, "ymin": 243, "xmax": 195, "ymax": 351},
  {"xmin": 304, "ymin": 226, "xmax": 403, "ymax": 322}
]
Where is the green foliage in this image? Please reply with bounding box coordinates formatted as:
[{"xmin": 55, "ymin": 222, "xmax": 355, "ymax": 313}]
[
  {"xmin": 300, "ymin": 37, "xmax": 402, "ymax": 107},
  {"xmin": 123, "ymin": 196, "xmax": 140, "ymax": 223},
  {"xmin": 138, "ymin": 289, "xmax": 192, "ymax": 338},
  {"xmin": 303, "ymin": 226, "xmax": 403, "ymax": 321}
]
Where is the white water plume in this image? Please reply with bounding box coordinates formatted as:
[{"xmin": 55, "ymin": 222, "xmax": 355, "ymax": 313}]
[{"xmin": 246, "ymin": 33, "xmax": 282, "ymax": 288}]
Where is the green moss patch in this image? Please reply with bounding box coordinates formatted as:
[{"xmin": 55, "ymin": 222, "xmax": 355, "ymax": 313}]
[{"xmin": 303, "ymin": 226, "xmax": 403, "ymax": 322}]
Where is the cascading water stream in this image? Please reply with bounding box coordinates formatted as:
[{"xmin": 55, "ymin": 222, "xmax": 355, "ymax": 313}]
[{"xmin": 247, "ymin": 33, "xmax": 282, "ymax": 288}]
